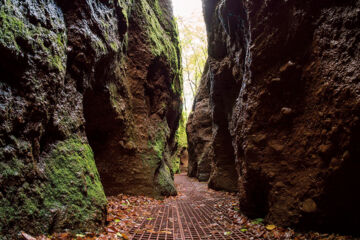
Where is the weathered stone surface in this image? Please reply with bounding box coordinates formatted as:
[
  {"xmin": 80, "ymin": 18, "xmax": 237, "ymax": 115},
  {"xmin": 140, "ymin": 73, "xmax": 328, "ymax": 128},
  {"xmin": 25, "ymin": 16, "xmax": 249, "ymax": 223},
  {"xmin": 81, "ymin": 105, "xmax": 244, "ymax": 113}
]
[
  {"xmin": 169, "ymin": 112, "xmax": 188, "ymax": 175},
  {"xmin": 179, "ymin": 148, "xmax": 188, "ymax": 173},
  {"xmin": 0, "ymin": 0, "xmax": 109, "ymax": 237},
  {"xmin": 186, "ymin": 5, "xmax": 239, "ymax": 191},
  {"xmin": 207, "ymin": 56, "xmax": 239, "ymax": 192},
  {"xmin": 87, "ymin": 0, "xmax": 182, "ymax": 198},
  {"xmin": 201, "ymin": 0, "xmax": 360, "ymax": 233},
  {"xmin": 186, "ymin": 63, "xmax": 212, "ymax": 182},
  {"xmin": 0, "ymin": 0, "xmax": 182, "ymax": 238}
]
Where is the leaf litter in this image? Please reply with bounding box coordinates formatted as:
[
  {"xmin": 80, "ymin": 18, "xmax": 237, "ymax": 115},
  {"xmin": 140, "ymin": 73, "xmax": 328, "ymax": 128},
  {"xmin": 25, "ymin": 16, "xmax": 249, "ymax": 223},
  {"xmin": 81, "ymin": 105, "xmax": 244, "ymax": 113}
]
[{"xmin": 23, "ymin": 182, "xmax": 355, "ymax": 240}]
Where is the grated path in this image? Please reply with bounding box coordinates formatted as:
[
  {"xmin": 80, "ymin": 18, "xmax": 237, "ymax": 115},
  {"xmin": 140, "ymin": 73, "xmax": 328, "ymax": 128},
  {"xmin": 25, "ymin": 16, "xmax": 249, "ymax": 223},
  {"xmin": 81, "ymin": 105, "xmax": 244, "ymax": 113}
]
[{"xmin": 129, "ymin": 173, "xmax": 258, "ymax": 240}]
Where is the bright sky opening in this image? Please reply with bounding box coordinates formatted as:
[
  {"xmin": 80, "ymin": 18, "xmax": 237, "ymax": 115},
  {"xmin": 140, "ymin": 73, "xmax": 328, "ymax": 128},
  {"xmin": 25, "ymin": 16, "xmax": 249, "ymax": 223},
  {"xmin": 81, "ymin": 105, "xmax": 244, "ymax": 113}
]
[
  {"xmin": 172, "ymin": 0, "xmax": 207, "ymax": 114},
  {"xmin": 172, "ymin": 0, "xmax": 203, "ymax": 18}
]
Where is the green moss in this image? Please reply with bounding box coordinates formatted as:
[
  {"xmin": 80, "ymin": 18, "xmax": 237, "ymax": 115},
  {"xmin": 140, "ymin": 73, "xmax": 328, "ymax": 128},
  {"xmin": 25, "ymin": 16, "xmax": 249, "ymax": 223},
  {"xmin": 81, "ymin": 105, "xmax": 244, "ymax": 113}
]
[
  {"xmin": 135, "ymin": 0, "xmax": 185, "ymax": 187},
  {"xmin": 121, "ymin": 8, "xmax": 129, "ymax": 25},
  {"xmin": 170, "ymin": 155, "xmax": 181, "ymax": 174},
  {"xmin": 0, "ymin": 157, "xmax": 25, "ymax": 178},
  {"xmin": 176, "ymin": 111, "xmax": 188, "ymax": 149},
  {"xmin": 117, "ymin": 0, "xmax": 132, "ymax": 24},
  {"xmin": 147, "ymin": 121, "xmax": 169, "ymax": 162},
  {"xmin": 43, "ymin": 136, "xmax": 107, "ymax": 231},
  {"xmin": 135, "ymin": 0, "xmax": 182, "ymax": 96},
  {"xmin": 0, "ymin": 136, "xmax": 107, "ymax": 237},
  {"xmin": 0, "ymin": 198, "xmax": 16, "ymax": 234},
  {"xmin": 56, "ymin": 32, "xmax": 64, "ymax": 47},
  {"xmin": 110, "ymin": 41, "xmax": 119, "ymax": 52},
  {"xmin": 22, "ymin": 197, "xmax": 38, "ymax": 215},
  {"xmin": 0, "ymin": 4, "xmax": 27, "ymax": 51},
  {"xmin": 0, "ymin": 2, "xmax": 67, "ymax": 72},
  {"xmin": 170, "ymin": 111, "xmax": 187, "ymax": 173},
  {"xmin": 155, "ymin": 164, "xmax": 177, "ymax": 196},
  {"xmin": 153, "ymin": 137, "xmax": 165, "ymax": 160},
  {"xmin": 49, "ymin": 55, "xmax": 65, "ymax": 72},
  {"xmin": 35, "ymin": 30, "xmax": 67, "ymax": 72},
  {"xmin": 93, "ymin": 39, "xmax": 107, "ymax": 54}
]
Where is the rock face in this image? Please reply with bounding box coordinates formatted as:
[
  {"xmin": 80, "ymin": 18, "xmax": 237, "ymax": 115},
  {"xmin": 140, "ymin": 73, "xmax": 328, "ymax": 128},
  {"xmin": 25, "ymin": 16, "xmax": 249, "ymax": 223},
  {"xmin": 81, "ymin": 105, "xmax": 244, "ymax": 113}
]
[
  {"xmin": 0, "ymin": 0, "xmax": 182, "ymax": 238},
  {"xmin": 86, "ymin": 0, "xmax": 182, "ymax": 197},
  {"xmin": 187, "ymin": 31, "xmax": 238, "ymax": 190},
  {"xmin": 194, "ymin": 0, "xmax": 360, "ymax": 233},
  {"xmin": 186, "ymin": 63, "xmax": 212, "ymax": 182},
  {"xmin": 179, "ymin": 148, "xmax": 188, "ymax": 173}
]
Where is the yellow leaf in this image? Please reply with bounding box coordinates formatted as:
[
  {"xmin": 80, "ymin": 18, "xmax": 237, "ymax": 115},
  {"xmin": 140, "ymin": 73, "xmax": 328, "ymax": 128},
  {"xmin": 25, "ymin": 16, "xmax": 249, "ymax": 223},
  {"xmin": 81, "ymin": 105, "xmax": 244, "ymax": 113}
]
[{"xmin": 266, "ymin": 225, "xmax": 276, "ymax": 230}]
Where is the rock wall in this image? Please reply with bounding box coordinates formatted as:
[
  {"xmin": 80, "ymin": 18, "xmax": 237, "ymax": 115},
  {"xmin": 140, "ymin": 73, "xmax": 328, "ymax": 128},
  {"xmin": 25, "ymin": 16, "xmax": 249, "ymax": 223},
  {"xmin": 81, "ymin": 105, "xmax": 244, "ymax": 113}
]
[
  {"xmin": 0, "ymin": 0, "xmax": 182, "ymax": 238},
  {"xmin": 192, "ymin": 0, "xmax": 360, "ymax": 233},
  {"xmin": 86, "ymin": 0, "xmax": 182, "ymax": 197},
  {"xmin": 186, "ymin": 63, "xmax": 212, "ymax": 182}
]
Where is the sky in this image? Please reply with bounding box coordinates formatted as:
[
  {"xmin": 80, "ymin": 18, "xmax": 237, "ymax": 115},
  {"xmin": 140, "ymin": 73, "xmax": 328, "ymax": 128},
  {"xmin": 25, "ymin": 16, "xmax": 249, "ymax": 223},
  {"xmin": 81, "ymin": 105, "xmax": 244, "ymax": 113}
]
[
  {"xmin": 172, "ymin": 0, "xmax": 206, "ymax": 113},
  {"xmin": 172, "ymin": 0, "xmax": 203, "ymax": 18}
]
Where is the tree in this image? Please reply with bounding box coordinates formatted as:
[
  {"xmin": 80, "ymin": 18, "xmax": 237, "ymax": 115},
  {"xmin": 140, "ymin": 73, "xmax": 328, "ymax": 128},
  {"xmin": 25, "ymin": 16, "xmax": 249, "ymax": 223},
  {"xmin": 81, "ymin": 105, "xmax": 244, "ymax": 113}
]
[{"xmin": 176, "ymin": 13, "xmax": 207, "ymax": 113}]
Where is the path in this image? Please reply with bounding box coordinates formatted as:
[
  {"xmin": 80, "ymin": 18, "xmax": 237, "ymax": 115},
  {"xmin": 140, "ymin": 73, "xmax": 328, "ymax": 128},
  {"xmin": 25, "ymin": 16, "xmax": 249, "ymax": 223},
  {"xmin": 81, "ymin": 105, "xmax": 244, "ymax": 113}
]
[{"xmin": 129, "ymin": 173, "xmax": 256, "ymax": 240}]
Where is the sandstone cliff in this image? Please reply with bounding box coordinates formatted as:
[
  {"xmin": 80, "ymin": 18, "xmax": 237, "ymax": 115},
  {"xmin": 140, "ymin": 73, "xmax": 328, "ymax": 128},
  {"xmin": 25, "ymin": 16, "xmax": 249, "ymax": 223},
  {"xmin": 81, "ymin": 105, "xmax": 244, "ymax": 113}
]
[
  {"xmin": 188, "ymin": 0, "xmax": 360, "ymax": 233},
  {"xmin": 0, "ymin": 0, "xmax": 182, "ymax": 238}
]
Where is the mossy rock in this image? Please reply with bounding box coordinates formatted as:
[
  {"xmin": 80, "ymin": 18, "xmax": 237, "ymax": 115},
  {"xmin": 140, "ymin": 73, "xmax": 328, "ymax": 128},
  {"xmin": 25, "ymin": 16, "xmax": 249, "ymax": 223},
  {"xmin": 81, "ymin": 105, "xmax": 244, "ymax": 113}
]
[
  {"xmin": 0, "ymin": 0, "xmax": 67, "ymax": 73},
  {"xmin": 42, "ymin": 137, "xmax": 107, "ymax": 232},
  {"xmin": 155, "ymin": 164, "xmax": 177, "ymax": 196},
  {"xmin": 134, "ymin": 0, "xmax": 182, "ymax": 95},
  {"xmin": 0, "ymin": 136, "xmax": 107, "ymax": 238}
]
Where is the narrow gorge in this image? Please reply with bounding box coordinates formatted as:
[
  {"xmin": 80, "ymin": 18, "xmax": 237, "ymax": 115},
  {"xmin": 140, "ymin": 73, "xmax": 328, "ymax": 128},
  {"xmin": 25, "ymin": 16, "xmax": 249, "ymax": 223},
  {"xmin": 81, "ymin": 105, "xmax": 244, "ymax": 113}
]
[{"xmin": 0, "ymin": 0, "xmax": 359, "ymax": 239}]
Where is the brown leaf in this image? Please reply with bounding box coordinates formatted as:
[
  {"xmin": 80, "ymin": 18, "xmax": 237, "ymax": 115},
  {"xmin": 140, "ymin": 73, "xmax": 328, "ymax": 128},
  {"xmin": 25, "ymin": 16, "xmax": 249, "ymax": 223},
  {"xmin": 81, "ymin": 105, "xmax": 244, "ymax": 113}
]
[{"xmin": 20, "ymin": 232, "xmax": 36, "ymax": 240}]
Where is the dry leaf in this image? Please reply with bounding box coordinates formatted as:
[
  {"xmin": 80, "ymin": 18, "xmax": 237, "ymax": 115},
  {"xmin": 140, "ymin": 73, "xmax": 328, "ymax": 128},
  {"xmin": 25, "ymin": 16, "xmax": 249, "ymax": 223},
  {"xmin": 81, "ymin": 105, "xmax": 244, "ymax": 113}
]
[
  {"xmin": 266, "ymin": 224, "xmax": 276, "ymax": 230},
  {"xmin": 20, "ymin": 232, "xmax": 36, "ymax": 240}
]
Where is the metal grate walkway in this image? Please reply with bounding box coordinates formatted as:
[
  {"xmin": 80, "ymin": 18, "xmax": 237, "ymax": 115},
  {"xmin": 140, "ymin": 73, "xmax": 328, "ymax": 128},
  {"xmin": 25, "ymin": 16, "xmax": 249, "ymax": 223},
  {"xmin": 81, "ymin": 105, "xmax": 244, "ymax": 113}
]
[{"xmin": 129, "ymin": 174, "xmax": 259, "ymax": 240}]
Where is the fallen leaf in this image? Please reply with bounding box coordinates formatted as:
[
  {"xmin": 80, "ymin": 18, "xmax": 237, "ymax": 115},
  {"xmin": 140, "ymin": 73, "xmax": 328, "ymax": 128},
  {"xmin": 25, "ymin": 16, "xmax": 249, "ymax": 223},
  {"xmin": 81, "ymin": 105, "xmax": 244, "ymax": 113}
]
[
  {"xmin": 20, "ymin": 232, "xmax": 36, "ymax": 240},
  {"xmin": 266, "ymin": 224, "xmax": 276, "ymax": 230},
  {"xmin": 252, "ymin": 218, "xmax": 264, "ymax": 224},
  {"xmin": 57, "ymin": 232, "xmax": 71, "ymax": 239}
]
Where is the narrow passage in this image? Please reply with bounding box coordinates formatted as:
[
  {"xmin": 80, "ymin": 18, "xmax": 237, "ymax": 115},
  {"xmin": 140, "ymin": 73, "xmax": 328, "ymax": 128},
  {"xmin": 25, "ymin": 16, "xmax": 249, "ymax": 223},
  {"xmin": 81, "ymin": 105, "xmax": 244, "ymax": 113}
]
[{"xmin": 129, "ymin": 174, "xmax": 255, "ymax": 239}]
